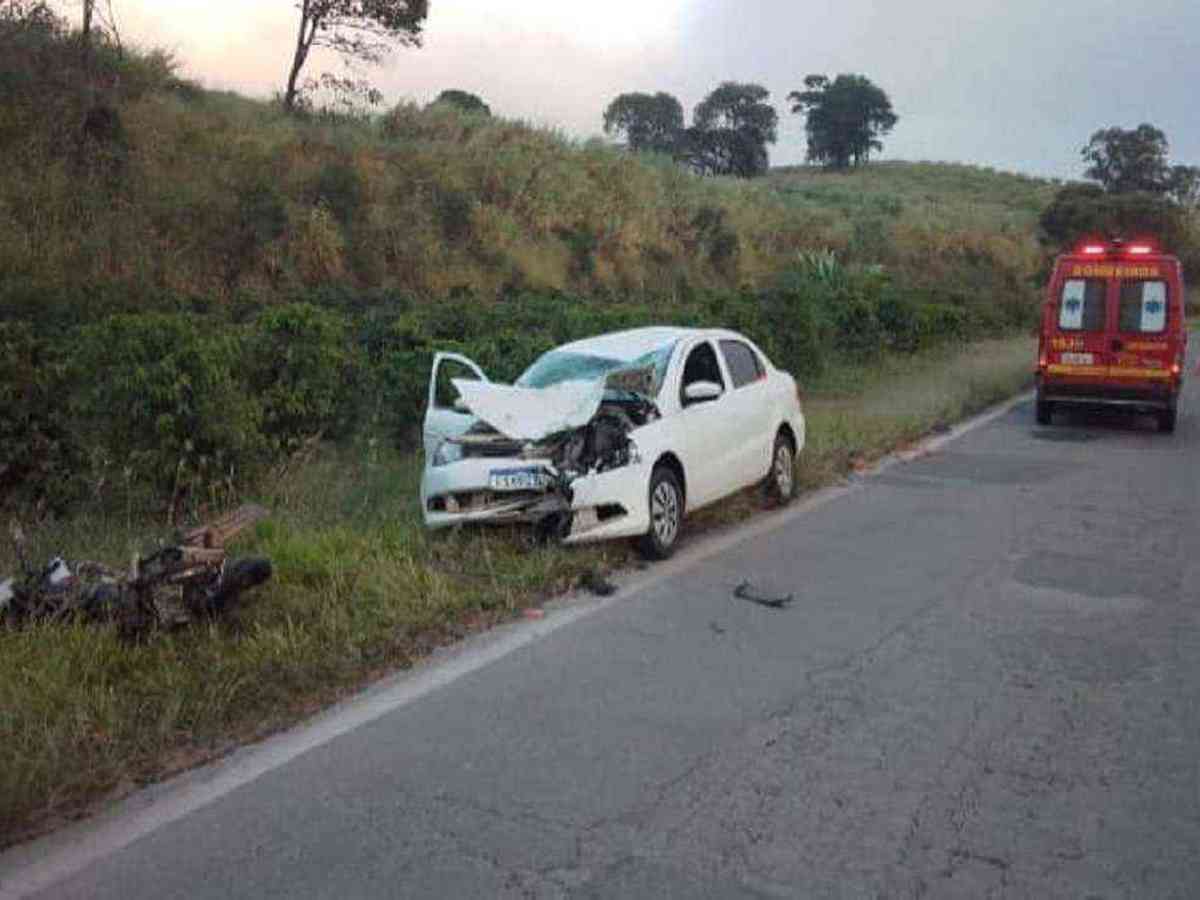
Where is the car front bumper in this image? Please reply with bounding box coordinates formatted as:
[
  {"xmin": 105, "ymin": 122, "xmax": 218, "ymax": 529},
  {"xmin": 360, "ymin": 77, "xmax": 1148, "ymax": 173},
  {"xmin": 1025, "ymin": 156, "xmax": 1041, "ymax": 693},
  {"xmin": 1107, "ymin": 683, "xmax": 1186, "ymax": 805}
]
[{"xmin": 421, "ymin": 456, "xmax": 650, "ymax": 543}]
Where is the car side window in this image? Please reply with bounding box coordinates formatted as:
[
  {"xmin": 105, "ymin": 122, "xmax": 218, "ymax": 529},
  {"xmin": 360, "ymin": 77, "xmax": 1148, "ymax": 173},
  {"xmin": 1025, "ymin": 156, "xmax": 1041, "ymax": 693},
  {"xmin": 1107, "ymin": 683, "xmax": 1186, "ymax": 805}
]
[
  {"xmin": 680, "ymin": 341, "xmax": 725, "ymax": 404},
  {"xmin": 719, "ymin": 340, "xmax": 764, "ymax": 389}
]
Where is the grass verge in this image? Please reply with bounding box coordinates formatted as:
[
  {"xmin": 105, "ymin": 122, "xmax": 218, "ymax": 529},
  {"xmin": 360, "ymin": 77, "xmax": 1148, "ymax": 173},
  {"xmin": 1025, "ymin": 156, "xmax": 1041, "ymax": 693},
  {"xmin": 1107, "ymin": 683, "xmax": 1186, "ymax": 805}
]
[{"xmin": 0, "ymin": 333, "xmax": 1035, "ymax": 847}]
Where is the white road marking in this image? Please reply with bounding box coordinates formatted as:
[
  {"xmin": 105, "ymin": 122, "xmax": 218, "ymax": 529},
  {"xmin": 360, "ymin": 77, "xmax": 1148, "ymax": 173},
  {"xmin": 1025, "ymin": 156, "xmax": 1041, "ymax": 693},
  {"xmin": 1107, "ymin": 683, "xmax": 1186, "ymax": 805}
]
[{"xmin": 0, "ymin": 390, "xmax": 1033, "ymax": 899}]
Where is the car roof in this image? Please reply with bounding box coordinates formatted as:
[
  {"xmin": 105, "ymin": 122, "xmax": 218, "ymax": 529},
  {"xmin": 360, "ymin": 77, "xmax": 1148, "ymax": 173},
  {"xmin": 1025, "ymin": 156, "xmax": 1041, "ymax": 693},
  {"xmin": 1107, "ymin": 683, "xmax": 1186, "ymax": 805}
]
[{"xmin": 553, "ymin": 326, "xmax": 737, "ymax": 362}]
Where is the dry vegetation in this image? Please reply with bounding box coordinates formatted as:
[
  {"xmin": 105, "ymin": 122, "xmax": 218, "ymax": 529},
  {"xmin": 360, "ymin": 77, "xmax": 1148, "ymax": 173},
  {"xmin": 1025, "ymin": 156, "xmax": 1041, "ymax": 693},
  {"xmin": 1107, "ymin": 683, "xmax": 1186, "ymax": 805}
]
[{"xmin": 1, "ymin": 60, "xmax": 1050, "ymax": 307}]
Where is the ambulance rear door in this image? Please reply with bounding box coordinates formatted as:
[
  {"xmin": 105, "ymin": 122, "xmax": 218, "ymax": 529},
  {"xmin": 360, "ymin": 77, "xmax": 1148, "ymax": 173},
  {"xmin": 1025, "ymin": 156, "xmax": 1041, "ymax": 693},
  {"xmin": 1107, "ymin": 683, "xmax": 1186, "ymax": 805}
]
[
  {"xmin": 1109, "ymin": 255, "xmax": 1181, "ymax": 390},
  {"xmin": 1047, "ymin": 266, "xmax": 1112, "ymax": 385}
]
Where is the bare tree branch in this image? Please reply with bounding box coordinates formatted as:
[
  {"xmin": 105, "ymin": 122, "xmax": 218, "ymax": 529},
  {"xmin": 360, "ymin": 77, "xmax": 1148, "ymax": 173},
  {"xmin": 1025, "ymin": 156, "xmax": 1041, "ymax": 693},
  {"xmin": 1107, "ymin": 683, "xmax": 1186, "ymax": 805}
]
[
  {"xmin": 95, "ymin": 0, "xmax": 122, "ymax": 56},
  {"xmin": 283, "ymin": 0, "xmax": 428, "ymax": 111}
]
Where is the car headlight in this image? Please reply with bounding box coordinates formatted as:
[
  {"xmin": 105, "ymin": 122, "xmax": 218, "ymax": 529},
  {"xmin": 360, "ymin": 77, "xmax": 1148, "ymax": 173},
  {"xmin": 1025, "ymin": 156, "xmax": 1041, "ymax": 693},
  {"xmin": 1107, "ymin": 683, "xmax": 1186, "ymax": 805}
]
[{"xmin": 432, "ymin": 439, "xmax": 464, "ymax": 467}]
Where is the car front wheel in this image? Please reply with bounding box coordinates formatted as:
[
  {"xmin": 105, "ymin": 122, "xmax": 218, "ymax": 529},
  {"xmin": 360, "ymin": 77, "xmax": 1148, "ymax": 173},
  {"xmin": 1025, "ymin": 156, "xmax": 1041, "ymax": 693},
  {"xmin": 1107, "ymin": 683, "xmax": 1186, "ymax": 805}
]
[
  {"xmin": 637, "ymin": 465, "xmax": 683, "ymax": 560},
  {"xmin": 765, "ymin": 431, "xmax": 796, "ymax": 505}
]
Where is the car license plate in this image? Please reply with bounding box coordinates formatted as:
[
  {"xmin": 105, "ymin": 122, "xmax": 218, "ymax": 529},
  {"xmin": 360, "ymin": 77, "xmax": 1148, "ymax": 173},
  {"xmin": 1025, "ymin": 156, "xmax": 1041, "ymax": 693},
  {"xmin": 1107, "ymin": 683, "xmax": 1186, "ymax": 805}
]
[
  {"xmin": 489, "ymin": 467, "xmax": 547, "ymax": 491},
  {"xmin": 1060, "ymin": 352, "xmax": 1094, "ymax": 365}
]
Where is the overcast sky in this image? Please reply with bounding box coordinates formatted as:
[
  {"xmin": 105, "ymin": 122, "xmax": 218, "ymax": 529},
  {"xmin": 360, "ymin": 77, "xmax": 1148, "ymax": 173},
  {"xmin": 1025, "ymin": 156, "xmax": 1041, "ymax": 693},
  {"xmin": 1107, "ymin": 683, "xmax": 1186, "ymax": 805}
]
[{"xmin": 67, "ymin": 0, "xmax": 1200, "ymax": 179}]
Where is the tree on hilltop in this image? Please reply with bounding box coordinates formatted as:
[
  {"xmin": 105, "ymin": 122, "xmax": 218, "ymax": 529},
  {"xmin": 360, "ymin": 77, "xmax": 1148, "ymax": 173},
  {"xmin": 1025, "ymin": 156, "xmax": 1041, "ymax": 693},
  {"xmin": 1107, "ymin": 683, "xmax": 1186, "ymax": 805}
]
[
  {"xmin": 694, "ymin": 82, "xmax": 777, "ymax": 142},
  {"xmin": 789, "ymin": 74, "xmax": 897, "ymax": 169},
  {"xmin": 283, "ymin": 0, "xmax": 429, "ymax": 112},
  {"xmin": 432, "ymin": 89, "xmax": 490, "ymax": 116},
  {"xmin": 1081, "ymin": 125, "xmax": 1170, "ymax": 194},
  {"xmin": 1080, "ymin": 124, "xmax": 1200, "ymax": 208},
  {"xmin": 602, "ymin": 92, "xmax": 684, "ymax": 155},
  {"xmin": 1039, "ymin": 182, "xmax": 1189, "ymax": 252},
  {"xmin": 1168, "ymin": 164, "xmax": 1200, "ymax": 208},
  {"xmin": 681, "ymin": 82, "xmax": 777, "ymax": 177}
]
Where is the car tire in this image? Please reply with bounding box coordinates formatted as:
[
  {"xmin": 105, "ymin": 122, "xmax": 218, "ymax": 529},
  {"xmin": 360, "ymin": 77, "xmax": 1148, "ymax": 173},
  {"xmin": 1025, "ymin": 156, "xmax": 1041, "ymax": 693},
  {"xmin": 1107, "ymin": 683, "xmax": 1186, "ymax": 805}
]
[
  {"xmin": 1158, "ymin": 402, "xmax": 1177, "ymax": 434},
  {"xmin": 764, "ymin": 431, "xmax": 797, "ymax": 505},
  {"xmin": 637, "ymin": 465, "xmax": 684, "ymax": 560},
  {"xmin": 1035, "ymin": 388, "xmax": 1052, "ymax": 426}
]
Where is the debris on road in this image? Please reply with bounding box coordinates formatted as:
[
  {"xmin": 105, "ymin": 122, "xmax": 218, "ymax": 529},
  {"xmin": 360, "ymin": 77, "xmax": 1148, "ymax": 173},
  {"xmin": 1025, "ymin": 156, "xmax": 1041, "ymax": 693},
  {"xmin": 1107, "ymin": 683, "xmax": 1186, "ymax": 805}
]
[
  {"xmin": 581, "ymin": 569, "xmax": 618, "ymax": 597},
  {"xmin": 733, "ymin": 580, "xmax": 794, "ymax": 610},
  {"xmin": 2, "ymin": 505, "xmax": 273, "ymax": 638}
]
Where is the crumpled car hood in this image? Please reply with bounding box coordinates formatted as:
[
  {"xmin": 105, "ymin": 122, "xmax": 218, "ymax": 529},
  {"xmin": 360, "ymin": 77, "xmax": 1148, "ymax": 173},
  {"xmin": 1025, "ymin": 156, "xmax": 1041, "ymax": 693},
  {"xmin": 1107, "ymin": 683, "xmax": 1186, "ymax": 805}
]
[{"xmin": 451, "ymin": 378, "xmax": 606, "ymax": 441}]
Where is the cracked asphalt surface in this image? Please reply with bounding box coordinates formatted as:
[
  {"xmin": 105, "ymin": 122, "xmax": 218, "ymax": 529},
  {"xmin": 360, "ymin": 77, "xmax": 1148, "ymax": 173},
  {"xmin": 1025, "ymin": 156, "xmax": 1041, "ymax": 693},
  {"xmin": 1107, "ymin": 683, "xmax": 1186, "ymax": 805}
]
[{"xmin": 8, "ymin": 381, "xmax": 1200, "ymax": 899}]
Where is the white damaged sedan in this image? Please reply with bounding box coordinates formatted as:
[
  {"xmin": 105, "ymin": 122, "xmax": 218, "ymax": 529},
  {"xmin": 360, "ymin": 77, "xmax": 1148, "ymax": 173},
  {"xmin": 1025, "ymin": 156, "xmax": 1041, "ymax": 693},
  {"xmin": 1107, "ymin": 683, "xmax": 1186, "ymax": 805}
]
[{"xmin": 420, "ymin": 327, "xmax": 805, "ymax": 558}]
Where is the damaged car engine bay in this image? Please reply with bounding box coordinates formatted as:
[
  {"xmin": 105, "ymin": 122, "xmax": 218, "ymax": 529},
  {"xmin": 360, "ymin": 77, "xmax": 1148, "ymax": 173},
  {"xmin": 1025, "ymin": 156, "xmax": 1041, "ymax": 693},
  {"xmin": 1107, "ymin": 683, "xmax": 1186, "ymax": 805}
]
[
  {"xmin": 425, "ymin": 358, "xmax": 666, "ymax": 534},
  {"xmin": 457, "ymin": 391, "xmax": 659, "ymax": 486}
]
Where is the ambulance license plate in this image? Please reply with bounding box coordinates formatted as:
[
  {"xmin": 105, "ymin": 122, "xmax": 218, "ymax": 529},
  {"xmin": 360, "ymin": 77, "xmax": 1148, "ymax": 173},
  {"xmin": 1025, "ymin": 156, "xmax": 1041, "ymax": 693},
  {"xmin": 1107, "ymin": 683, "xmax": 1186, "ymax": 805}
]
[
  {"xmin": 489, "ymin": 467, "xmax": 547, "ymax": 491},
  {"xmin": 1060, "ymin": 352, "xmax": 1094, "ymax": 365}
]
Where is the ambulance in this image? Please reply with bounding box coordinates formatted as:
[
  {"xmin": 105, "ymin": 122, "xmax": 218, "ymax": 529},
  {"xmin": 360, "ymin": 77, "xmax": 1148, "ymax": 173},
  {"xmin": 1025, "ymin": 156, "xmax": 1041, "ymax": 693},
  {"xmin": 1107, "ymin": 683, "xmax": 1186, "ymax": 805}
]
[{"xmin": 1036, "ymin": 239, "xmax": 1187, "ymax": 432}]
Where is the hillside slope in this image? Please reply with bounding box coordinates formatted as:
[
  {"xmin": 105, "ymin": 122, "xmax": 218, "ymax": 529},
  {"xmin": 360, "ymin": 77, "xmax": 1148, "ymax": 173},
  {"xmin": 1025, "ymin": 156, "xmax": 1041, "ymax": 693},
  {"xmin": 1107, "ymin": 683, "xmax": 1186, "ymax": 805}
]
[
  {"xmin": 1, "ymin": 12, "xmax": 1056, "ymax": 513},
  {"xmin": 0, "ymin": 13, "xmax": 1052, "ymax": 312}
]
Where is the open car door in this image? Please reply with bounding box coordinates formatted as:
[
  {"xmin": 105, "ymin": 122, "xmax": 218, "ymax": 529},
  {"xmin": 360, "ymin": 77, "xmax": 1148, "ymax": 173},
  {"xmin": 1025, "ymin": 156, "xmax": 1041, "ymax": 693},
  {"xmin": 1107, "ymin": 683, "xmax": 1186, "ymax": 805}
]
[{"xmin": 423, "ymin": 352, "xmax": 489, "ymax": 459}]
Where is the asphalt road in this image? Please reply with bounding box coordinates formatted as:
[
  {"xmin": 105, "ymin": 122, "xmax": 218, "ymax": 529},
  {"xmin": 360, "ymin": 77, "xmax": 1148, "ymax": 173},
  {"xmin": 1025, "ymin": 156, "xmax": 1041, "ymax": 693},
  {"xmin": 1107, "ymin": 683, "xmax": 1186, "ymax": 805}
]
[{"xmin": 5, "ymin": 380, "xmax": 1200, "ymax": 899}]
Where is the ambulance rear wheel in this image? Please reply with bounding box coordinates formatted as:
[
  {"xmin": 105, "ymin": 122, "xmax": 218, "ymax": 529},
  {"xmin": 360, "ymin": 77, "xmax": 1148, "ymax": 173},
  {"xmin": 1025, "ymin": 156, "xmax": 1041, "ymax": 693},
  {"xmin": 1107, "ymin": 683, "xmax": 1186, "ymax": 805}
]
[
  {"xmin": 1158, "ymin": 402, "xmax": 1177, "ymax": 434},
  {"xmin": 1035, "ymin": 389, "xmax": 1052, "ymax": 426}
]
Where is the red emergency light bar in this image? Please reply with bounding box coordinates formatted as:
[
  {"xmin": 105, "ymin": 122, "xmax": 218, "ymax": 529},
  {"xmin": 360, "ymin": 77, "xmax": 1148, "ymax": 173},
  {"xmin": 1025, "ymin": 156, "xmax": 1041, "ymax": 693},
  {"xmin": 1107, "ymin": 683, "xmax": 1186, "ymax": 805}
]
[{"xmin": 1076, "ymin": 241, "xmax": 1157, "ymax": 257}]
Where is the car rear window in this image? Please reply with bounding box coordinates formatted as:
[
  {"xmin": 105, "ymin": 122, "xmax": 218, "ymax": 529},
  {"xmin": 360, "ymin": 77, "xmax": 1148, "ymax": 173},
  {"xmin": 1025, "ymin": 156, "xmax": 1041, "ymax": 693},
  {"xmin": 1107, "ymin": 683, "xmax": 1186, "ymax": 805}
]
[
  {"xmin": 1058, "ymin": 278, "xmax": 1106, "ymax": 331},
  {"xmin": 1118, "ymin": 280, "xmax": 1168, "ymax": 334},
  {"xmin": 719, "ymin": 340, "xmax": 765, "ymax": 389}
]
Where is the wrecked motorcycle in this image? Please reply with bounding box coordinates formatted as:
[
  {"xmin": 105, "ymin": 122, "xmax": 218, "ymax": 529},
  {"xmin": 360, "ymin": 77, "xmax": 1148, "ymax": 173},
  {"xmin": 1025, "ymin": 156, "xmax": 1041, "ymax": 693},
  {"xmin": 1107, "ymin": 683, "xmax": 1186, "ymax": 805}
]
[{"xmin": 2, "ymin": 505, "xmax": 273, "ymax": 638}]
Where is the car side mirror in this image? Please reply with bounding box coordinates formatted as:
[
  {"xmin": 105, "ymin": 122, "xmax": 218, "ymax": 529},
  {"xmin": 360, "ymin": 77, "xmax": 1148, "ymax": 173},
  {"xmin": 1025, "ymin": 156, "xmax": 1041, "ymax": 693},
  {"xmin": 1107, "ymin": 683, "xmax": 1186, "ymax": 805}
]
[
  {"xmin": 453, "ymin": 396, "xmax": 471, "ymax": 413},
  {"xmin": 683, "ymin": 381, "xmax": 723, "ymax": 404}
]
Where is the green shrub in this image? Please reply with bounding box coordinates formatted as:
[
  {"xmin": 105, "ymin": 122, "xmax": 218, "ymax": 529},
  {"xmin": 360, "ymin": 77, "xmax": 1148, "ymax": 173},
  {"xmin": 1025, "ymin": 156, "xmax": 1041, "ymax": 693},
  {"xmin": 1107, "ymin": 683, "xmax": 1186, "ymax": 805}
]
[
  {"xmin": 691, "ymin": 206, "xmax": 740, "ymax": 274},
  {"xmin": 312, "ymin": 160, "xmax": 365, "ymax": 226},
  {"xmin": 755, "ymin": 274, "xmax": 835, "ymax": 380},
  {"xmin": 0, "ymin": 321, "xmax": 81, "ymax": 511},
  {"xmin": 432, "ymin": 185, "xmax": 475, "ymax": 244},
  {"xmin": 247, "ymin": 303, "xmax": 357, "ymax": 451},
  {"xmin": 875, "ymin": 289, "xmax": 922, "ymax": 353},
  {"xmin": 359, "ymin": 310, "xmax": 433, "ymax": 445},
  {"xmin": 225, "ymin": 180, "xmax": 289, "ymax": 288},
  {"xmin": 830, "ymin": 292, "xmax": 886, "ymax": 357},
  {"xmin": 68, "ymin": 313, "xmax": 265, "ymax": 504},
  {"xmin": 915, "ymin": 303, "xmax": 969, "ymax": 344}
]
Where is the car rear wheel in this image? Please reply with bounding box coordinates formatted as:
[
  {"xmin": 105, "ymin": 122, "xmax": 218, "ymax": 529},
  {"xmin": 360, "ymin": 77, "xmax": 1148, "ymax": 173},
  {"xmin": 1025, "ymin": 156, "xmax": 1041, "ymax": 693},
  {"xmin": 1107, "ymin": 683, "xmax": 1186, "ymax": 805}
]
[
  {"xmin": 637, "ymin": 465, "xmax": 683, "ymax": 560},
  {"xmin": 764, "ymin": 431, "xmax": 796, "ymax": 505}
]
